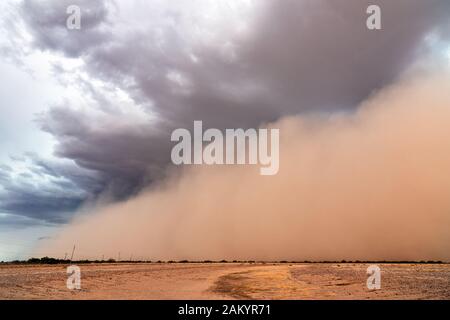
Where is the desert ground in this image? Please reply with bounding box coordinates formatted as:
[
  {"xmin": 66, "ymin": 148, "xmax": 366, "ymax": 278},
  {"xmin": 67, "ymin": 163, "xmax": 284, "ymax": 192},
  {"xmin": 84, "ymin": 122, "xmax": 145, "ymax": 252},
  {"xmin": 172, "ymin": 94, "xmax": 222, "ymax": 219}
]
[{"xmin": 0, "ymin": 263, "xmax": 449, "ymax": 300}]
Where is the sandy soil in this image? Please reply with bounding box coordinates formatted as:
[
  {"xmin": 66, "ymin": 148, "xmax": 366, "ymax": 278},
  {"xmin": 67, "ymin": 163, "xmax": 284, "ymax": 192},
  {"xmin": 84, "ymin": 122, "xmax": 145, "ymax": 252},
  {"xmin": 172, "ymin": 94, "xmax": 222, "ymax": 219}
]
[{"xmin": 0, "ymin": 263, "xmax": 449, "ymax": 300}]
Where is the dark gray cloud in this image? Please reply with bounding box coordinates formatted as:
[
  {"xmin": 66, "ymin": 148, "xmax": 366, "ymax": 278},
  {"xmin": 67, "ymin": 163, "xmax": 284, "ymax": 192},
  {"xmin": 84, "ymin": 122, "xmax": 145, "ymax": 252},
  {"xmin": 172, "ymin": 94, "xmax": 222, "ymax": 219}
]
[
  {"xmin": 38, "ymin": 106, "xmax": 172, "ymax": 199},
  {"xmin": 30, "ymin": 0, "xmax": 450, "ymax": 121},
  {"xmin": 21, "ymin": 0, "xmax": 113, "ymax": 57},
  {"xmin": 0, "ymin": 214, "xmax": 50, "ymax": 229},
  {"xmin": 2, "ymin": 0, "xmax": 450, "ymax": 226},
  {"xmin": 240, "ymin": 0, "xmax": 450, "ymax": 112},
  {"xmin": 0, "ymin": 154, "xmax": 103, "ymax": 224}
]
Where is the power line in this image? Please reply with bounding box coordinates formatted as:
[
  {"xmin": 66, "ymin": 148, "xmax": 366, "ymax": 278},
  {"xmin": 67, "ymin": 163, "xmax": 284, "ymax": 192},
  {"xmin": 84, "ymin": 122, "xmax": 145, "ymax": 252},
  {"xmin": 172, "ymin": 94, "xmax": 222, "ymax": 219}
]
[{"xmin": 70, "ymin": 245, "xmax": 76, "ymax": 262}]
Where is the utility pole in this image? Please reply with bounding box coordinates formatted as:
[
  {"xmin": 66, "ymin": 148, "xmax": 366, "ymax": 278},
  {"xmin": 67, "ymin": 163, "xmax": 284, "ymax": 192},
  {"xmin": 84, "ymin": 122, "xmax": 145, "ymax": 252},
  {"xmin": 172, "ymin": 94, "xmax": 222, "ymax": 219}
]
[
  {"xmin": 118, "ymin": 252, "xmax": 121, "ymax": 262},
  {"xmin": 70, "ymin": 245, "xmax": 76, "ymax": 262},
  {"xmin": 102, "ymin": 254, "xmax": 104, "ymax": 261},
  {"xmin": 130, "ymin": 254, "xmax": 133, "ymax": 261},
  {"xmin": 64, "ymin": 253, "xmax": 67, "ymax": 260}
]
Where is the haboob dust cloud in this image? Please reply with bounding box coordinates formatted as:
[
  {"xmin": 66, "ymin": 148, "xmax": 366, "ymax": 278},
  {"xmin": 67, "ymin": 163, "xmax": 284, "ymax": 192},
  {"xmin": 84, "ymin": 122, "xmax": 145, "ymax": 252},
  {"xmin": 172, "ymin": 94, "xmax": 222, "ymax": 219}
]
[{"xmin": 39, "ymin": 62, "xmax": 450, "ymax": 262}]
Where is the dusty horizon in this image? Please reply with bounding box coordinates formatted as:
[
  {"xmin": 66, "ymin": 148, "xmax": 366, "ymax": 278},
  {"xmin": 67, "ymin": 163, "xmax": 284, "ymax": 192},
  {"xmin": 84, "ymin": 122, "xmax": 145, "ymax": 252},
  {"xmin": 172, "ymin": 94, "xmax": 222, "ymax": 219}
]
[{"xmin": 36, "ymin": 63, "xmax": 450, "ymax": 262}]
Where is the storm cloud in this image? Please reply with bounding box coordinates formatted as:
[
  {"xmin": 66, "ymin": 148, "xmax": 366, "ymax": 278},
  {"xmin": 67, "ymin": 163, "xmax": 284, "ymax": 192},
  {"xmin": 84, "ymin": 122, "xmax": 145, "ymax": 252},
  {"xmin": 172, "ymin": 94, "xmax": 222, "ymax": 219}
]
[
  {"xmin": 1, "ymin": 0, "xmax": 450, "ymax": 226},
  {"xmin": 0, "ymin": 153, "xmax": 103, "ymax": 223}
]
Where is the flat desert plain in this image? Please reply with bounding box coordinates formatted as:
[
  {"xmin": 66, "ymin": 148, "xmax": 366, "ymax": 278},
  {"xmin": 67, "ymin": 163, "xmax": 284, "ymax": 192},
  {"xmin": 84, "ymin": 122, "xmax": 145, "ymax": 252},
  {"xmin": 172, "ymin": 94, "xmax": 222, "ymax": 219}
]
[{"xmin": 0, "ymin": 263, "xmax": 449, "ymax": 300}]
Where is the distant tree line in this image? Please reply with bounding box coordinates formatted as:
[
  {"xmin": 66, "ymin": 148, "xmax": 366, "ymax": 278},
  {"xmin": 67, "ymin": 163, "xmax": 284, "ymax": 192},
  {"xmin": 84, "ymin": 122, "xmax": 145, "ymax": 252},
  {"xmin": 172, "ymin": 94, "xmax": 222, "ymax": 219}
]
[{"xmin": 0, "ymin": 257, "xmax": 446, "ymax": 264}]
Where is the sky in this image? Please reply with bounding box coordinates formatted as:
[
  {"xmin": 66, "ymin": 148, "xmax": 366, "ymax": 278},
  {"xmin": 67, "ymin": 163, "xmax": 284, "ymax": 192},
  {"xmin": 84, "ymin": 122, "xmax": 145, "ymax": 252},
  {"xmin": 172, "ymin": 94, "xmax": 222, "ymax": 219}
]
[{"xmin": 0, "ymin": 0, "xmax": 450, "ymax": 261}]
